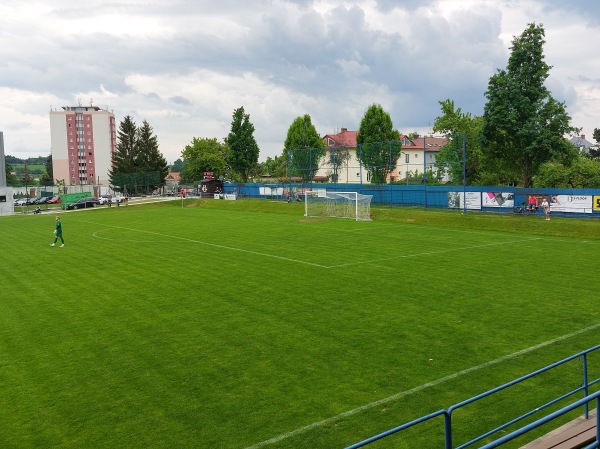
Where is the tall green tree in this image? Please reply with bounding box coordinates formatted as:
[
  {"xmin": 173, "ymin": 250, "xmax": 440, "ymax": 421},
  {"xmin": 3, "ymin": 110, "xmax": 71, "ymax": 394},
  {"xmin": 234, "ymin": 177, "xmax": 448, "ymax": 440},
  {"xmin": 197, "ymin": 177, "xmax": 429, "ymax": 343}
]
[
  {"xmin": 44, "ymin": 154, "xmax": 53, "ymax": 181},
  {"xmin": 109, "ymin": 115, "xmax": 138, "ymax": 186},
  {"xmin": 283, "ymin": 114, "xmax": 325, "ymax": 182},
  {"xmin": 481, "ymin": 23, "xmax": 578, "ymax": 187},
  {"xmin": 433, "ymin": 99, "xmax": 484, "ymax": 185},
  {"xmin": 226, "ymin": 107, "xmax": 260, "ymax": 182},
  {"xmin": 356, "ymin": 104, "xmax": 401, "ymax": 184},
  {"xmin": 180, "ymin": 137, "xmax": 227, "ymax": 184},
  {"xmin": 109, "ymin": 116, "xmax": 169, "ymax": 193},
  {"xmin": 135, "ymin": 120, "xmax": 168, "ymax": 191}
]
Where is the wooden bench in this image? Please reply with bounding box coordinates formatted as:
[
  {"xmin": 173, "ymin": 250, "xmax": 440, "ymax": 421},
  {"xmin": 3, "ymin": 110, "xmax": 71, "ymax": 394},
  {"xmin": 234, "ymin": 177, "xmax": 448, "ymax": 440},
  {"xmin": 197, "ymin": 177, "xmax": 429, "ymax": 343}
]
[{"xmin": 520, "ymin": 412, "xmax": 597, "ymax": 449}]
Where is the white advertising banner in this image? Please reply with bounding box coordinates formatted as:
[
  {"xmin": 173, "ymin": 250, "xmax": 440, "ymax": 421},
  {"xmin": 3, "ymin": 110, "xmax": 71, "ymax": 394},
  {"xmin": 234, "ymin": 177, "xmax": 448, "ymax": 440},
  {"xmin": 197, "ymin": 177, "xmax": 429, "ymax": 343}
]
[
  {"xmin": 548, "ymin": 194, "xmax": 592, "ymax": 213},
  {"xmin": 482, "ymin": 192, "xmax": 515, "ymax": 208},
  {"xmin": 448, "ymin": 192, "xmax": 481, "ymax": 210}
]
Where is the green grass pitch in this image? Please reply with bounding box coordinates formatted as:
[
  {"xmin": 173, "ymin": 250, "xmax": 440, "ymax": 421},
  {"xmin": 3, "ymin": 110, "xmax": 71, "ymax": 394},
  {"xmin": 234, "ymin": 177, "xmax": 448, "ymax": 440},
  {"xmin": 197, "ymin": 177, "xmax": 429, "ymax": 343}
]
[{"xmin": 1, "ymin": 199, "xmax": 599, "ymax": 448}]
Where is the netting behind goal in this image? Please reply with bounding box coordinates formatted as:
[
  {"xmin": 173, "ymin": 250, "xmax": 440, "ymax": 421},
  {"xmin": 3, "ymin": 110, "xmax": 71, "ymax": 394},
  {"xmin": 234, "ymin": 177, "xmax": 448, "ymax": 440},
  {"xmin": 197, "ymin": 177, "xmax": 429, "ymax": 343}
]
[{"xmin": 304, "ymin": 191, "xmax": 372, "ymax": 221}]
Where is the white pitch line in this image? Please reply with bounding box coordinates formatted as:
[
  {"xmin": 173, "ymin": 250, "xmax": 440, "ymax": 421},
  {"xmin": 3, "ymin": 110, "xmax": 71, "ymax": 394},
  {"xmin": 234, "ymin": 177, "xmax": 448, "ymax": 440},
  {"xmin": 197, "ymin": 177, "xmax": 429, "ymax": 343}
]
[
  {"xmin": 328, "ymin": 237, "xmax": 541, "ymax": 268},
  {"xmin": 82, "ymin": 221, "xmax": 328, "ymax": 268},
  {"xmin": 244, "ymin": 321, "xmax": 600, "ymax": 449}
]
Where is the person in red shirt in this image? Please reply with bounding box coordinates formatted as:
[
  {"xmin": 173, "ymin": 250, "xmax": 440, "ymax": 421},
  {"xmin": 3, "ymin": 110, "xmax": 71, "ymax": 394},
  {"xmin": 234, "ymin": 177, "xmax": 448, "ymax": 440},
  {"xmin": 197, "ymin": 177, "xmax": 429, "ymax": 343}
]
[{"xmin": 527, "ymin": 195, "xmax": 537, "ymax": 211}]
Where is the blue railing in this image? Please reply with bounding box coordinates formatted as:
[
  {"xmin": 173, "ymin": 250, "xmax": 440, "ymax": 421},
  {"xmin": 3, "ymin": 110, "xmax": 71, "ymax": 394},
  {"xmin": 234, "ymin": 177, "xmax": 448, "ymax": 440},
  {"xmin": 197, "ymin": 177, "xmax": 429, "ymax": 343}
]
[{"xmin": 345, "ymin": 344, "xmax": 600, "ymax": 449}]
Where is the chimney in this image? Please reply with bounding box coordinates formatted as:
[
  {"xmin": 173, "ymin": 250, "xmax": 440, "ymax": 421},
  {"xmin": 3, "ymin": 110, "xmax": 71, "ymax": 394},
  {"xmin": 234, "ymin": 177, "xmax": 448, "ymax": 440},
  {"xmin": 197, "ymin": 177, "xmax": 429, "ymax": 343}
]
[
  {"xmin": 341, "ymin": 128, "xmax": 347, "ymax": 132},
  {"xmin": 581, "ymin": 134, "xmax": 585, "ymax": 139}
]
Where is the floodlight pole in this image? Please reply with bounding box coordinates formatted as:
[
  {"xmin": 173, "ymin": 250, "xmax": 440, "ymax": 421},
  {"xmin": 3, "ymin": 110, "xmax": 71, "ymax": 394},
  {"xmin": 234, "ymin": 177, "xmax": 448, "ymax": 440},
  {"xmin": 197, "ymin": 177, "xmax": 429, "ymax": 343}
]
[
  {"xmin": 461, "ymin": 134, "xmax": 467, "ymax": 214},
  {"xmin": 423, "ymin": 136, "xmax": 428, "ymax": 209}
]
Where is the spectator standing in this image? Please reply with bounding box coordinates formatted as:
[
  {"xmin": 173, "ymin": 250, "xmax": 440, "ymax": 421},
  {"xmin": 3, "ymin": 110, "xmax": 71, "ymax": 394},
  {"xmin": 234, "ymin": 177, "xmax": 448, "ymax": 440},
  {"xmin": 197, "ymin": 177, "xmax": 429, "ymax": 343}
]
[{"xmin": 541, "ymin": 198, "xmax": 550, "ymax": 220}]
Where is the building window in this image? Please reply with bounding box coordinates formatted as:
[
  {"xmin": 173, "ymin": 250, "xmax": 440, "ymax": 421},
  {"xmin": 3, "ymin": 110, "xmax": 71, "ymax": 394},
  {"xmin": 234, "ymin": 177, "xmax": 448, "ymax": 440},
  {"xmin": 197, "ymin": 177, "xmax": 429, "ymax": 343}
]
[{"xmin": 405, "ymin": 153, "xmax": 409, "ymax": 163}]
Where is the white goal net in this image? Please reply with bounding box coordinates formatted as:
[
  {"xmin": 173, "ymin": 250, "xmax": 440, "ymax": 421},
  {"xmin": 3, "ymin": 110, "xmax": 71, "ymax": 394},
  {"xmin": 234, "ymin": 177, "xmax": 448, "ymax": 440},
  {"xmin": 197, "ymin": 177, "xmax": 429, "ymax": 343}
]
[{"xmin": 304, "ymin": 190, "xmax": 372, "ymax": 221}]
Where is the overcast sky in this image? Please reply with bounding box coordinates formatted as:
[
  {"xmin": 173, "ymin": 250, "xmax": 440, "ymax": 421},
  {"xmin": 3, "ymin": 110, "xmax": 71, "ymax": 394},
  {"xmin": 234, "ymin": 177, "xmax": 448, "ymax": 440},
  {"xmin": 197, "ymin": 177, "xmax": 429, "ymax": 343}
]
[{"xmin": 1, "ymin": 0, "xmax": 599, "ymax": 164}]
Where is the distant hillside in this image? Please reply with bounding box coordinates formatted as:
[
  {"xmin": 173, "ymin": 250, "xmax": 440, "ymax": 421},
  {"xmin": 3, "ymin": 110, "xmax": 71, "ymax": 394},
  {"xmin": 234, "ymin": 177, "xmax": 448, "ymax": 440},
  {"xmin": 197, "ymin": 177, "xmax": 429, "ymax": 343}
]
[{"xmin": 6, "ymin": 155, "xmax": 48, "ymax": 165}]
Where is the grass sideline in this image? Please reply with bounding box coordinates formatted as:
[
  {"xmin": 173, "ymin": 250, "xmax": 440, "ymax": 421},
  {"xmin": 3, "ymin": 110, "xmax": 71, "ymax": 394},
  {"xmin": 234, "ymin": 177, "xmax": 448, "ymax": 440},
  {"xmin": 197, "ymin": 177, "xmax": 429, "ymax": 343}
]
[{"xmin": 1, "ymin": 198, "xmax": 599, "ymax": 448}]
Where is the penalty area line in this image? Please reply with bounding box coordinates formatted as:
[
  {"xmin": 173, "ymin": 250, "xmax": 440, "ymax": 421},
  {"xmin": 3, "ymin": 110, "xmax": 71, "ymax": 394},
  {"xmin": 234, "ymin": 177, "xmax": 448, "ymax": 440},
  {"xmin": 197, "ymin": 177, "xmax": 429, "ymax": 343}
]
[
  {"xmin": 81, "ymin": 221, "xmax": 327, "ymax": 268},
  {"xmin": 244, "ymin": 321, "xmax": 600, "ymax": 449}
]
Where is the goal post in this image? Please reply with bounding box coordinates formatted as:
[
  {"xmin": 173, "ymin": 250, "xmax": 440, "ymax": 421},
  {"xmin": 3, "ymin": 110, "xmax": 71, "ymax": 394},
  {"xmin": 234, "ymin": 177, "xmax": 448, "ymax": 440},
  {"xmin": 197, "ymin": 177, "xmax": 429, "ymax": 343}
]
[{"xmin": 304, "ymin": 190, "xmax": 372, "ymax": 221}]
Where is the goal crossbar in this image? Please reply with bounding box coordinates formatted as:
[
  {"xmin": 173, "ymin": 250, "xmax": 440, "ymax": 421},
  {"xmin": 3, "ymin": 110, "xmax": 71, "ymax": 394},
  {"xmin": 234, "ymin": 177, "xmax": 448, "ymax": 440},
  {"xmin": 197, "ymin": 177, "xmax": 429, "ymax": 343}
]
[{"xmin": 303, "ymin": 190, "xmax": 372, "ymax": 221}]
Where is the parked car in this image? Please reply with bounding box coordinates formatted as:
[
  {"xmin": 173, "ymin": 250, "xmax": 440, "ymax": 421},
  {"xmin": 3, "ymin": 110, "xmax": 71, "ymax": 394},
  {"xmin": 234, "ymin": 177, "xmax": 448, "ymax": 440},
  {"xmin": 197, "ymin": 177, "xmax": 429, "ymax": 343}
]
[
  {"xmin": 38, "ymin": 197, "xmax": 49, "ymax": 204},
  {"xmin": 66, "ymin": 197, "xmax": 101, "ymax": 210},
  {"xmin": 14, "ymin": 198, "xmax": 26, "ymax": 206},
  {"xmin": 31, "ymin": 197, "xmax": 43, "ymax": 204},
  {"xmin": 47, "ymin": 196, "xmax": 61, "ymax": 204},
  {"xmin": 98, "ymin": 194, "xmax": 112, "ymax": 205}
]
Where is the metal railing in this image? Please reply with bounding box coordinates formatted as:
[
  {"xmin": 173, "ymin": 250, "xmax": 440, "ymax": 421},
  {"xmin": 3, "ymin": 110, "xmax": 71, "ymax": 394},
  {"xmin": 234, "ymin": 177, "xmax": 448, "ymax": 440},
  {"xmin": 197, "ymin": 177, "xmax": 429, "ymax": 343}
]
[{"xmin": 345, "ymin": 344, "xmax": 600, "ymax": 449}]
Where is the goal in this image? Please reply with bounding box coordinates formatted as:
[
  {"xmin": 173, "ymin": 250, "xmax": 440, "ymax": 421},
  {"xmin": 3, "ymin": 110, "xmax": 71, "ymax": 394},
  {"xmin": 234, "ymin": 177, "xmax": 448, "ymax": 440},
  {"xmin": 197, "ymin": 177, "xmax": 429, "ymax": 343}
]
[{"xmin": 304, "ymin": 190, "xmax": 372, "ymax": 221}]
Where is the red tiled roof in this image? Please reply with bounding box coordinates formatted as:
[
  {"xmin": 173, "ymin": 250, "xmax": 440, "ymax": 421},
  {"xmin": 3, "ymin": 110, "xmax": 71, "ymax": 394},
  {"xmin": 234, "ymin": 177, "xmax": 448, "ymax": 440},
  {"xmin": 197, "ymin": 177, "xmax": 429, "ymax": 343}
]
[
  {"xmin": 322, "ymin": 128, "xmax": 358, "ymax": 147},
  {"xmin": 322, "ymin": 130, "xmax": 448, "ymax": 152},
  {"xmin": 166, "ymin": 172, "xmax": 180, "ymax": 181},
  {"xmin": 401, "ymin": 135, "xmax": 448, "ymax": 152}
]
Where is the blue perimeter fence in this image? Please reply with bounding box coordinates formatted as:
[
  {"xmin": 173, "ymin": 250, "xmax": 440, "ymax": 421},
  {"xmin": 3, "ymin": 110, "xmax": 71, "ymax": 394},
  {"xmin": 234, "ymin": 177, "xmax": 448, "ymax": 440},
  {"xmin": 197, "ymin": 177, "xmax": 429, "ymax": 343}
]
[{"xmin": 223, "ymin": 183, "xmax": 600, "ymax": 219}]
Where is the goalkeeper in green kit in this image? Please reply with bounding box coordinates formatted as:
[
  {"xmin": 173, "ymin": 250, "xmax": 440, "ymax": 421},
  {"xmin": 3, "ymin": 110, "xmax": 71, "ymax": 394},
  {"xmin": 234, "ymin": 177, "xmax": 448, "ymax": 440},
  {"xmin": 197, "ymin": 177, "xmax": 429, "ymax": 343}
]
[{"xmin": 51, "ymin": 215, "xmax": 64, "ymax": 247}]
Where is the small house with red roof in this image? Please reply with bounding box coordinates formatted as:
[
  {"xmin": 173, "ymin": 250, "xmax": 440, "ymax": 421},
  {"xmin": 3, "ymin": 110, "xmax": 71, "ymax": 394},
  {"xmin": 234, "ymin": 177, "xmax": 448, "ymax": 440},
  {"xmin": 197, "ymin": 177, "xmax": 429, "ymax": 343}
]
[
  {"xmin": 391, "ymin": 134, "xmax": 448, "ymax": 182},
  {"xmin": 165, "ymin": 172, "xmax": 180, "ymax": 191},
  {"xmin": 317, "ymin": 128, "xmax": 448, "ymax": 184}
]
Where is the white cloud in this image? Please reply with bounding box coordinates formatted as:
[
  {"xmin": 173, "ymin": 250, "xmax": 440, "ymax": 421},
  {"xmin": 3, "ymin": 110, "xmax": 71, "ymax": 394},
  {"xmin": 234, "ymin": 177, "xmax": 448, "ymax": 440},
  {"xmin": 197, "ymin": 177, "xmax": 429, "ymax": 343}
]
[{"xmin": 0, "ymin": 0, "xmax": 598, "ymax": 164}]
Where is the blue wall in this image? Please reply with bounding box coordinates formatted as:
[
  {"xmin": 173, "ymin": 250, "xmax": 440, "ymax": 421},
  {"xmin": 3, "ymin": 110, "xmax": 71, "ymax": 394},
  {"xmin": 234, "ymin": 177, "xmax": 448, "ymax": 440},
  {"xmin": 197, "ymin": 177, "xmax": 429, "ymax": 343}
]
[{"xmin": 224, "ymin": 183, "xmax": 600, "ymax": 218}]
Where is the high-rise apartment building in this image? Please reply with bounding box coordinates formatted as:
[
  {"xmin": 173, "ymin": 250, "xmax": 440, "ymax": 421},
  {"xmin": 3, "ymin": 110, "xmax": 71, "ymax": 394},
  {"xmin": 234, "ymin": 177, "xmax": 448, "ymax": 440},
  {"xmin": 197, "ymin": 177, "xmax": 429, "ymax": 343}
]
[{"xmin": 50, "ymin": 106, "xmax": 116, "ymax": 185}]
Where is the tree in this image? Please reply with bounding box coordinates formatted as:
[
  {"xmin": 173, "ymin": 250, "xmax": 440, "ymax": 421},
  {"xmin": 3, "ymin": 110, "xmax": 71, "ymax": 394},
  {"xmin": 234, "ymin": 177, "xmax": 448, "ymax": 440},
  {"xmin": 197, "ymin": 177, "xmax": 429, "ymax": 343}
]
[
  {"xmin": 45, "ymin": 154, "xmax": 54, "ymax": 181},
  {"xmin": 593, "ymin": 128, "xmax": 600, "ymax": 143},
  {"xmin": 433, "ymin": 99, "xmax": 484, "ymax": 185},
  {"xmin": 109, "ymin": 117, "xmax": 169, "ymax": 193},
  {"xmin": 180, "ymin": 137, "xmax": 227, "ymax": 184},
  {"xmin": 5, "ymin": 161, "xmax": 18, "ymax": 186},
  {"xmin": 22, "ymin": 163, "xmax": 33, "ymax": 186},
  {"xmin": 260, "ymin": 155, "xmax": 287, "ymax": 179},
  {"xmin": 356, "ymin": 104, "xmax": 401, "ymax": 184},
  {"xmin": 535, "ymin": 155, "xmax": 600, "ymax": 188},
  {"xmin": 283, "ymin": 114, "xmax": 325, "ymax": 182},
  {"xmin": 109, "ymin": 115, "xmax": 138, "ymax": 187},
  {"xmin": 481, "ymin": 23, "xmax": 578, "ymax": 187},
  {"xmin": 171, "ymin": 158, "xmax": 184, "ymax": 172},
  {"xmin": 226, "ymin": 107, "xmax": 260, "ymax": 182},
  {"xmin": 135, "ymin": 120, "xmax": 168, "ymax": 192}
]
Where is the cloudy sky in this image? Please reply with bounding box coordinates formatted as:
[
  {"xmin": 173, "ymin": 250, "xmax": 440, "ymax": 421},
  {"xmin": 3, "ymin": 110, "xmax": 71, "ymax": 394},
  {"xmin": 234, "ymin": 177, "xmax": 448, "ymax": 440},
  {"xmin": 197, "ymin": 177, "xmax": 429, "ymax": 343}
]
[{"xmin": 1, "ymin": 0, "xmax": 599, "ymax": 164}]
